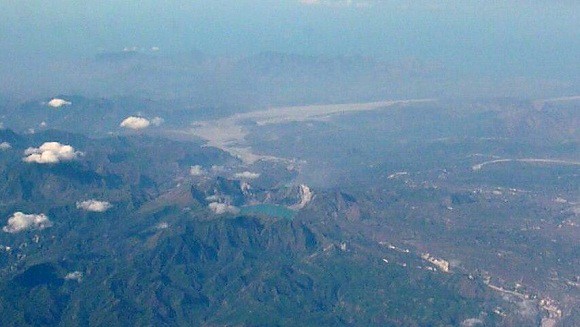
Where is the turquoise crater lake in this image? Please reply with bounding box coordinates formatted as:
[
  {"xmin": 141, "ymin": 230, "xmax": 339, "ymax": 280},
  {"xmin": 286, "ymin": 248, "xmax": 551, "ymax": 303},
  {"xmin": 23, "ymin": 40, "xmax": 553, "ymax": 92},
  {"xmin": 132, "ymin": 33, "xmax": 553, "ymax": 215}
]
[{"xmin": 239, "ymin": 204, "xmax": 296, "ymax": 220}]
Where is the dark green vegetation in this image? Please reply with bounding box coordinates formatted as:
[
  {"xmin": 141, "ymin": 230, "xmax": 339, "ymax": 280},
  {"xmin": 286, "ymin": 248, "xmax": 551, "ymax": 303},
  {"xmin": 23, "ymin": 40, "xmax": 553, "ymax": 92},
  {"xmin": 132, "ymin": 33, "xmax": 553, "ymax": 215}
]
[
  {"xmin": 0, "ymin": 213, "xmax": 497, "ymax": 326},
  {"xmin": 0, "ymin": 128, "xmax": 513, "ymax": 326},
  {"xmin": 0, "ymin": 96, "xmax": 577, "ymax": 326}
]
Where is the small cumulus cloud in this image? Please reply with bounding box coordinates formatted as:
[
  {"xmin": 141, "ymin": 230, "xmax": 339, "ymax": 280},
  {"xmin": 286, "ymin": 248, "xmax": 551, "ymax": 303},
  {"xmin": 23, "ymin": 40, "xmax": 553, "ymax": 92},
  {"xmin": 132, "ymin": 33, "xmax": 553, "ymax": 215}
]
[
  {"xmin": 0, "ymin": 142, "xmax": 11, "ymax": 150},
  {"xmin": 64, "ymin": 271, "xmax": 83, "ymax": 282},
  {"xmin": 120, "ymin": 116, "xmax": 150, "ymax": 130},
  {"xmin": 233, "ymin": 171, "xmax": 260, "ymax": 179},
  {"xmin": 208, "ymin": 202, "xmax": 239, "ymax": 215},
  {"xmin": 156, "ymin": 222, "xmax": 169, "ymax": 229},
  {"xmin": 23, "ymin": 142, "xmax": 81, "ymax": 164},
  {"xmin": 190, "ymin": 165, "xmax": 205, "ymax": 176},
  {"xmin": 76, "ymin": 200, "xmax": 113, "ymax": 212},
  {"xmin": 151, "ymin": 116, "xmax": 164, "ymax": 126},
  {"xmin": 47, "ymin": 98, "xmax": 72, "ymax": 108},
  {"xmin": 3, "ymin": 212, "xmax": 53, "ymax": 233}
]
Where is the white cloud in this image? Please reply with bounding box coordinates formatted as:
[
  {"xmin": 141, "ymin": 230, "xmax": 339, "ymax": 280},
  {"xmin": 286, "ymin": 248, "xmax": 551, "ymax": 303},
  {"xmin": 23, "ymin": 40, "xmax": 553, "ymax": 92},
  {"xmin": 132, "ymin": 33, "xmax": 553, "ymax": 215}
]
[
  {"xmin": 3, "ymin": 212, "xmax": 53, "ymax": 233},
  {"xmin": 0, "ymin": 142, "xmax": 11, "ymax": 150},
  {"xmin": 76, "ymin": 200, "xmax": 113, "ymax": 212},
  {"xmin": 190, "ymin": 165, "xmax": 204, "ymax": 176},
  {"xmin": 151, "ymin": 116, "xmax": 164, "ymax": 126},
  {"xmin": 233, "ymin": 171, "xmax": 260, "ymax": 179},
  {"xmin": 156, "ymin": 222, "xmax": 169, "ymax": 229},
  {"xmin": 64, "ymin": 271, "xmax": 83, "ymax": 282},
  {"xmin": 208, "ymin": 202, "xmax": 239, "ymax": 215},
  {"xmin": 23, "ymin": 142, "xmax": 81, "ymax": 164},
  {"xmin": 47, "ymin": 98, "xmax": 71, "ymax": 108},
  {"xmin": 120, "ymin": 116, "xmax": 150, "ymax": 130}
]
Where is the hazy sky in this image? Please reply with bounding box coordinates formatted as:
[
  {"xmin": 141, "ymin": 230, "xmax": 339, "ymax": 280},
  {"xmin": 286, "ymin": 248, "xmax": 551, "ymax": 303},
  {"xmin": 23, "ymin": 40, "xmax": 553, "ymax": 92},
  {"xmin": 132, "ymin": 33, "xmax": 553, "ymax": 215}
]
[{"xmin": 1, "ymin": 1, "xmax": 578, "ymax": 76}]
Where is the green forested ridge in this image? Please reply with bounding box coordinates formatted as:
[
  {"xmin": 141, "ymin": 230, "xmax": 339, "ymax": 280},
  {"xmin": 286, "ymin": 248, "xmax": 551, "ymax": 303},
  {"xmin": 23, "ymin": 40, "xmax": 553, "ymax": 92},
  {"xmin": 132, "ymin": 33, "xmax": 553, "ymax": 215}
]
[{"xmin": 0, "ymin": 129, "xmax": 536, "ymax": 326}]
